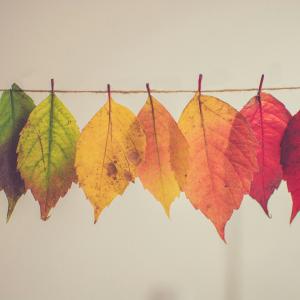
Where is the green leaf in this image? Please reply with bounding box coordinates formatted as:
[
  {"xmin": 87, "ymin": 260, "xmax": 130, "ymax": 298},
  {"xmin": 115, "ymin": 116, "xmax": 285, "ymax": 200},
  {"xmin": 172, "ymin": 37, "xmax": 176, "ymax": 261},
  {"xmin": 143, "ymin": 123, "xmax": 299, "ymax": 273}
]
[
  {"xmin": 17, "ymin": 93, "xmax": 80, "ymax": 220},
  {"xmin": 0, "ymin": 84, "xmax": 35, "ymax": 221}
]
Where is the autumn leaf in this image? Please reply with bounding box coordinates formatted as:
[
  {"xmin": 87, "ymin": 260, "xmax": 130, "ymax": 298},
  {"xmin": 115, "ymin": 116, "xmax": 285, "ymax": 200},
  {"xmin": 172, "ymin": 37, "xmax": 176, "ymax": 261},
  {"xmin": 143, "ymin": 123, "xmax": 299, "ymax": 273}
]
[
  {"xmin": 178, "ymin": 93, "xmax": 257, "ymax": 240},
  {"xmin": 241, "ymin": 92, "xmax": 291, "ymax": 216},
  {"xmin": 137, "ymin": 92, "xmax": 189, "ymax": 215},
  {"xmin": 75, "ymin": 96, "xmax": 145, "ymax": 222},
  {"xmin": 281, "ymin": 110, "xmax": 300, "ymax": 222},
  {"xmin": 0, "ymin": 84, "xmax": 35, "ymax": 221},
  {"xmin": 17, "ymin": 92, "xmax": 80, "ymax": 220}
]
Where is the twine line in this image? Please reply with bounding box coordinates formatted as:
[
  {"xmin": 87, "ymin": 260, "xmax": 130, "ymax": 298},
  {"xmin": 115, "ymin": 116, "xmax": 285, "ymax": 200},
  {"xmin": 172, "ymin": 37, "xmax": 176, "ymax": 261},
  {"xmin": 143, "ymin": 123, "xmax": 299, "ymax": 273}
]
[{"xmin": 1, "ymin": 86, "xmax": 300, "ymax": 94}]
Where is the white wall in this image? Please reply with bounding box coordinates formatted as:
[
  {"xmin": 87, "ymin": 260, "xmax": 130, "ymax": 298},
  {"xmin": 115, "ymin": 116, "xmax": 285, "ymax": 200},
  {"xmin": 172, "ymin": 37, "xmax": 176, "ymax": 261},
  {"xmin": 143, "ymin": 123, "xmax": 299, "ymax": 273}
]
[{"xmin": 0, "ymin": 0, "xmax": 300, "ymax": 299}]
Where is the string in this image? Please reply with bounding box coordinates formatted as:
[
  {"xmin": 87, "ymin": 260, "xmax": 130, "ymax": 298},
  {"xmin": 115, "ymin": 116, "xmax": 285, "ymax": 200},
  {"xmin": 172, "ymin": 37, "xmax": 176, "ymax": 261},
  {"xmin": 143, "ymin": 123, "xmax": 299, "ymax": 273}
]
[{"xmin": 2, "ymin": 86, "xmax": 300, "ymax": 94}]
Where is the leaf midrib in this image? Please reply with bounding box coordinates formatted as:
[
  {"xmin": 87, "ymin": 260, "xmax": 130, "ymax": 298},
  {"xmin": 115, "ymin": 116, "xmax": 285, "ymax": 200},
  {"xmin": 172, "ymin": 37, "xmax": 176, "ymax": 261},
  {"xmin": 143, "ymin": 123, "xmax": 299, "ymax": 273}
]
[
  {"xmin": 46, "ymin": 93, "xmax": 55, "ymax": 198},
  {"xmin": 197, "ymin": 96, "xmax": 216, "ymax": 198},
  {"xmin": 9, "ymin": 90, "xmax": 16, "ymax": 129},
  {"xmin": 149, "ymin": 98, "xmax": 166, "ymax": 204},
  {"xmin": 258, "ymin": 99, "xmax": 267, "ymax": 202}
]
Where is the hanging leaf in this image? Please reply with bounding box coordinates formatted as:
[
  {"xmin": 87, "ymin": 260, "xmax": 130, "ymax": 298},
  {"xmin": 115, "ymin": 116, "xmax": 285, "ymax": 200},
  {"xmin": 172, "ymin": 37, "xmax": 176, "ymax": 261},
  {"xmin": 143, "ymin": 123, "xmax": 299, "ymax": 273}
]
[
  {"xmin": 178, "ymin": 93, "xmax": 257, "ymax": 240},
  {"xmin": 137, "ymin": 96, "xmax": 189, "ymax": 215},
  {"xmin": 75, "ymin": 97, "xmax": 145, "ymax": 222},
  {"xmin": 281, "ymin": 111, "xmax": 300, "ymax": 222},
  {"xmin": 241, "ymin": 93, "xmax": 291, "ymax": 215},
  {"xmin": 0, "ymin": 84, "xmax": 35, "ymax": 221},
  {"xmin": 17, "ymin": 93, "xmax": 80, "ymax": 220}
]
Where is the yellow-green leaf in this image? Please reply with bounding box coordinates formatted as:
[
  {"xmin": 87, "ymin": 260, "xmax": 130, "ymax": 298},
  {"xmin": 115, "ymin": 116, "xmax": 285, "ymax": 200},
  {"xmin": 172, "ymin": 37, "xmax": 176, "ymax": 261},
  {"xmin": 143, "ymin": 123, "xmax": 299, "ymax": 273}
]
[
  {"xmin": 75, "ymin": 98, "xmax": 145, "ymax": 222},
  {"xmin": 17, "ymin": 93, "xmax": 80, "ymax": 220}
]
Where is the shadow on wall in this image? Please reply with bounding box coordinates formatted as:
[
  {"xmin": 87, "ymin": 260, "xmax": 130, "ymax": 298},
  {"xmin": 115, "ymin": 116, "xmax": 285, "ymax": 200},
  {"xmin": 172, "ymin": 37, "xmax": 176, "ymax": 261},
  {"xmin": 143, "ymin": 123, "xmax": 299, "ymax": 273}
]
[{"xmin": 147, "ymin": 286, "xmax": 179, "ymax": 300}]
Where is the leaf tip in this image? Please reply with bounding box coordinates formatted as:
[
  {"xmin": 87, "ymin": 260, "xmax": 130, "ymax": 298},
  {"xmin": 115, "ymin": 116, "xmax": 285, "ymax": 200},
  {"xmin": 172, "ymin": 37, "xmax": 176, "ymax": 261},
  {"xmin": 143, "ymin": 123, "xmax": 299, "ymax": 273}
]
[
  {"xmin": 290, "ymin": 203, "xmax": 300, "ymax": 224},
  {"xmin": 94, "ymin": 205, "xmax": 103, "ymax": 223},
  {"xmin": 290, "ymin": 212, "xmax": 297, "ymax": 224},
  {"xmin": 6, "ymin": 210, "xmax": 13, "ymax": 223},
  {"xmin": 40, "ymin": 205, "xmax": 51, "ymax": 221},
  {"xmin": 215, "ymin": 223, "xmax": 227, "ymax": 243},
  {"xmin": 6, "ymin": 197, "xmax": 18, "ymax": 223},
  {"xmin": 41, "ymin": 215, "xmax": 51, "ymax": 221},
  {"xmin": 162, "ymin": 203, "xmax": 172, "ymax": 218},
  {"xmin": 260, "ymin": 202, "xmax": 271, "ymax": 219},
  {"xmin": 220, "ymin": 234, "xmax": 227, "ymax": 244}
]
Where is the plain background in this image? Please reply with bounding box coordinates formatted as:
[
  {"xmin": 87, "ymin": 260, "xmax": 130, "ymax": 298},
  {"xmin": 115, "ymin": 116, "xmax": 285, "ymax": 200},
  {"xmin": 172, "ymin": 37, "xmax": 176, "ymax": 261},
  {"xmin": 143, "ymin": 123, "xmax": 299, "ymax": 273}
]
[{"xmin": 0, "ymin": 0, "xmax": 300, "ymax": 299}]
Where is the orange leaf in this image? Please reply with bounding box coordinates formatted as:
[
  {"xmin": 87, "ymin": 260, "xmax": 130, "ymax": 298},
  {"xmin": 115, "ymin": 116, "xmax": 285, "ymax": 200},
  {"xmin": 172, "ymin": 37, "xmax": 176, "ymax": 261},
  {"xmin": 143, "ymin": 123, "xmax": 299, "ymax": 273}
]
[
  {"xmin": 137, "ymin": 96, "xmax": 189, "ymax": 215},
  {"xmin": 178, "ymin": 93, "xmax": 257, "ymax": 240}
]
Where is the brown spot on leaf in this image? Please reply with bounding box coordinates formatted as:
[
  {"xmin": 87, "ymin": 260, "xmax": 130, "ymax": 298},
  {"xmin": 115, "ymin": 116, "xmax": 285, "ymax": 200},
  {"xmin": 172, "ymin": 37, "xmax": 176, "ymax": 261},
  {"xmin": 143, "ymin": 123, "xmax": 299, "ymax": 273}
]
[
  {"xmin": 124, "ymin": 171, "xmax": 133, "ymax": 182},
  {"xmin": 128, "ymin": 150, "xmax": 141, "ymax": 165},
  {"xmin": 106, "ymin": 162, "xmax": 117, "ymax": 177}
]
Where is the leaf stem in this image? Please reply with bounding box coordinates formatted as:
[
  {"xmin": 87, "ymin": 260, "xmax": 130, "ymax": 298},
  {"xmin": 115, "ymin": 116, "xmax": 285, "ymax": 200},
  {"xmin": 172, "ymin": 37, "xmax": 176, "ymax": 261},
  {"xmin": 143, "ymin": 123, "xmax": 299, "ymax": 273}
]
[
  {"xmin": 257, "ymin": 74, "xmax": 264, "ymax": 101},
  {"xmin": 107, "ymin": 84, "xmax": 111, "ymax": 100},
  {"xmin": 198, "ymin": 74, "xmax": 203, "ymax": 95},
  {"xmin": 107, "ymin": 83, "xmax": 112, "ymax": 116},
  {"xmin": 51, "ymin": 78, "xmax": 54, "ymax": 95},
  {"xmin": 107, "ymin": 84, "xmax": 112, "ymax": 142},
  {"xmin": 146, "ymin": 83, "xmax": 151, "ymax": 99}
]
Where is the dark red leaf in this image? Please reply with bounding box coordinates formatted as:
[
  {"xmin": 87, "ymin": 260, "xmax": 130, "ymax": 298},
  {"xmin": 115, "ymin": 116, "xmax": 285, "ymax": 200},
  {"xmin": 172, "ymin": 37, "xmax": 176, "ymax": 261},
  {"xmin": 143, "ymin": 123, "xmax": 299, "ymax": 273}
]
[
  {"xmin": 281, "ymin": 110, "xmax": 300, "ymax": 222},
  {"xmin": 241, "ymin": 93, "xmax": 291, "ymax": 215}
]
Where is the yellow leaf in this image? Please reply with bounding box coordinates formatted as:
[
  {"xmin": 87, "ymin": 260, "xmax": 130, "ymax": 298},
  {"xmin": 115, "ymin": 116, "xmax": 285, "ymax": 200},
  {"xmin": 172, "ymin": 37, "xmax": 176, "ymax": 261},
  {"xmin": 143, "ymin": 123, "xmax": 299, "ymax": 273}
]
[{"xmin": 75, "ymin": 97, "xmax": 145, "ymax": 222}]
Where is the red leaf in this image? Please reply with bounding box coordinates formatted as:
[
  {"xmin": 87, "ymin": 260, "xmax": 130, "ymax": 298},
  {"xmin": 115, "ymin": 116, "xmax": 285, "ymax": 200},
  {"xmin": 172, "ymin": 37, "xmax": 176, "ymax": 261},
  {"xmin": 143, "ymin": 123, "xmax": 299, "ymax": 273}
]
[
  {"xmin": 281, "ymin": 110, "xmax": 300, "ymax": 222},
  {"xmin": 241, "ymin": 93, "xmax": 291, "ymax": 216}
]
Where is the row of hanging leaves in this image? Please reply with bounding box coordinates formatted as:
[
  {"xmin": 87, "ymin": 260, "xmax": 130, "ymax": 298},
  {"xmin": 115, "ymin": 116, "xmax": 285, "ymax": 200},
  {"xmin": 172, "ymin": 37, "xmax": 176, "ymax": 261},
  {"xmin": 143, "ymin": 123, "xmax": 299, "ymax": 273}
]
[{"xmin": 0, "ymin": 75, "xmax": 299, "ymax": 241}]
